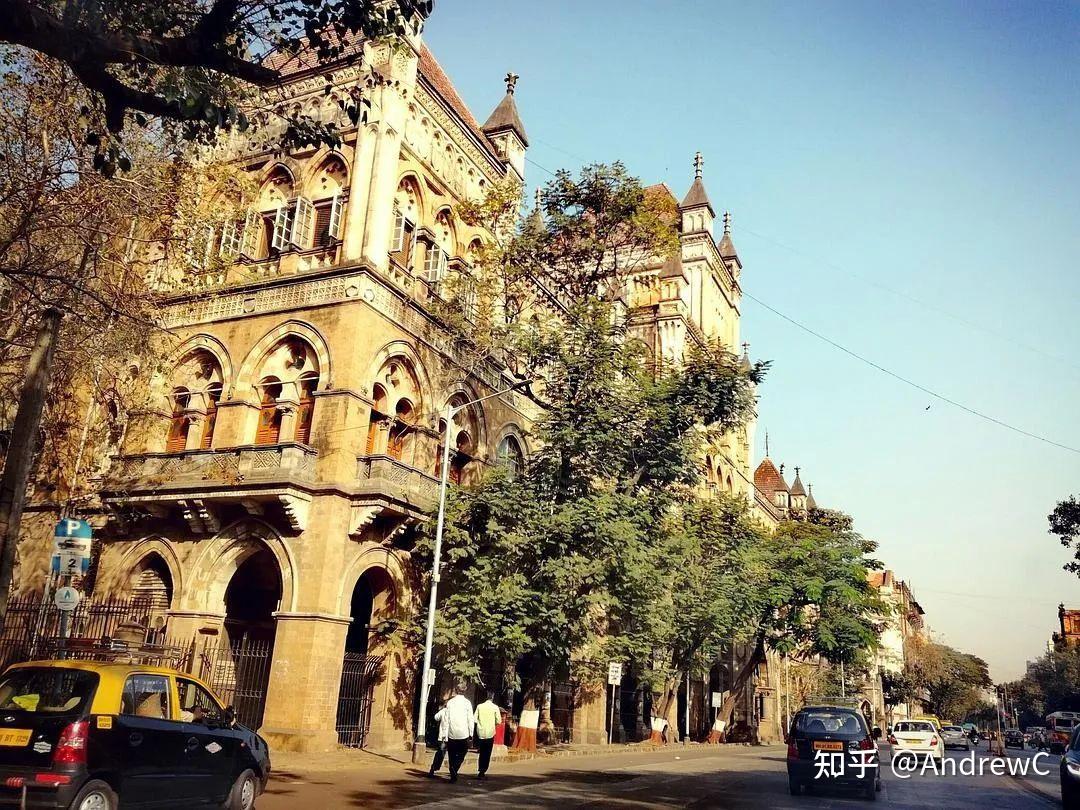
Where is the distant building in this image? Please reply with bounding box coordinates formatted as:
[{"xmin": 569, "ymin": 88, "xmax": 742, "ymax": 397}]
[{"xmin": 867, "ymin": 570, "xmax": 927, "ymax": 725}]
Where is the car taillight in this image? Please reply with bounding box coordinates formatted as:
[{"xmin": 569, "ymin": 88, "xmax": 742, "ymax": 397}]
[
  {"xmin": 859, "ymin": 736, "xmax": 875, "ymax": 750},
  {"xmin": 787, "ymin": 741, "xmax": 799, "ymax": 758},
  {"xmin": 930, "ymin": 736, "xmax": 938, "ymax": 746},
  {"xmin": 53, "ymin": 720, "xmax": 88, "ymax": 765}
]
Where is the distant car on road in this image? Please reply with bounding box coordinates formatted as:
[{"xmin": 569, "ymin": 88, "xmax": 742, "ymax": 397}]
[
  {"xmin": 940, "ymin": 725, "xmax": 971, "ymax": 751},
  {"xmin": 787, "ymin": 705, "xmax": 880, "ymax": 800},
  {"xmin": 1004, "ymin": 728, "xmax": 1025, "ymax": 749},
  {"xmin": 1061, "ymin": 726, "xmax": 1080, "ymax": 809},
  {"xmin": 889, "ymin": 720, "xmax": 945, "ymax": 767}
]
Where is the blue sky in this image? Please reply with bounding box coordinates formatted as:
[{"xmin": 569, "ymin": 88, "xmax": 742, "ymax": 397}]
[{"xmin": 425, "ymin": 0, "xmax": 1080, "ymax": 681}]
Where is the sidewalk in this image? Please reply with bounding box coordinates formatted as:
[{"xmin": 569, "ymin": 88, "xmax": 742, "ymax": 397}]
[{"xmin": 270, "ymin": 739, "xmax": 751, "ymax": 776}]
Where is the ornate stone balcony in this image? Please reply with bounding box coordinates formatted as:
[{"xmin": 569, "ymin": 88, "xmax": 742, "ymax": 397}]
[
  {"xmin": 351, "ymin": 454, "xmax": 440, "ymax": 539},
  {"xmin": 104, "ymin": 444, "xmax": 318, "ymax": 533}
]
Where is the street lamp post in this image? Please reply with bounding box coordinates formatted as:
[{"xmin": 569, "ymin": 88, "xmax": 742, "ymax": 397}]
[{"xmin": 411, "ymin": 379, "xmax": 531, "ymax": 764}]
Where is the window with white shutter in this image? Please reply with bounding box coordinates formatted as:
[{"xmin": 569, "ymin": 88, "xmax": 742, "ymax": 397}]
[
  {"xmin": 328, "ymin": 193, "xmax": 344, "ymax": 240},
  {"xmin": 219, "ymin": 220, "xmax": 242, "ymax": 260},
  {"xmin": 390, "ymin": 208, "xmax": 405, "ymax": 253},
  {"xmin": 290, "ymin": 197, "xmax": 314, "ymax": 248},
  {"xmin": 239, "ymin": 209, "xmax": 260, "ymax": 258},
  {"xmin": 424, "ymin": 244, "xmax": 447, "ymax": 284},
  {"xmin": 271, "ymin": 204, "xmax": 293, "ymax": 252},
  {"xmin": 187, "ymin": 224, "xmax": 214, "ymax": 269}
]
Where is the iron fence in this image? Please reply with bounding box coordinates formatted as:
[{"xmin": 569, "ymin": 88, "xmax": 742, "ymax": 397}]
[
  {"xmin": 336, "ymin": 652, "xmax": 384, "ymax": 747},
  {"xmin": 195, "ymin": 638, "xmax": 274, "ymax": 731}
]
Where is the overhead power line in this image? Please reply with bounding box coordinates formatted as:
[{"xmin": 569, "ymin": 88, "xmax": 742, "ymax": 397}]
[{"xmin": 744, "ymin": 291, "xmax": 1080, "ymax": 456}]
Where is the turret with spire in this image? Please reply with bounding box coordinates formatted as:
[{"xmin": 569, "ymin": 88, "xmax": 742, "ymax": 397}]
[
  {"xmin": 679, "ymin": 151, "xmax": 715, "ymax": 236},
  {"xmin": 483, "ymin": 72, "xmax": 529, "ymax": 182},
  {"xmin": 718, "ymin": 211, "xmax": 742, "ymax": 275}
]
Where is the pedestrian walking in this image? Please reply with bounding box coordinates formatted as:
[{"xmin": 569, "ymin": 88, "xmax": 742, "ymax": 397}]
[
  {"xmin": 442, "ymin": 684, "xmax": 475, "ymax": 783},
  {"xmin": 425, "ymin": 701, "xmax": 451, "ymax": 778},
  {"xmin": 473, "ymin": 690, "xmax": 502, "ymax": 780}
]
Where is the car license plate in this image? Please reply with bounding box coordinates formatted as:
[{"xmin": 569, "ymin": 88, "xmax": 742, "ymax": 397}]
[
  {"xmin": 899, "ymin": 738, "xmax": 919, "ymax": 745},
  {"xmin": 814, "ymin": 741, "xmax": 844, "ymax": 752},
  {"xmin": 0, "ymin": 729, "xmax": 31, "ymax": 747}
]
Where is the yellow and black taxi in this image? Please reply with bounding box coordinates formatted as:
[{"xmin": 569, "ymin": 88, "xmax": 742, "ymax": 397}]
[{"xmin": 0, "ymin": 659, "xmax": 270, "ymax": 809}]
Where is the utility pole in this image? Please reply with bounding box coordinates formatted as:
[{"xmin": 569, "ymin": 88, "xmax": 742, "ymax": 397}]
[{"xmin": 0, "ymin": 308, "xmax": 62, "ymax": 634}]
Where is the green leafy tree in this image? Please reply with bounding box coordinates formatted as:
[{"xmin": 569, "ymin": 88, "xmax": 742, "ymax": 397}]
[
  {"xmin": 1049, "ymin": 496, "xmax": 1080, "ymax": 577},
  {"xmin": 717, "ymin": 508, "xmax": 884, "ymax": 725},
  {"xmin": 411, "ymin": 164, "xmax": 764, "ymax": 730},
  {"xmin": 903, "ymin": 638, "xmax": 992, "ymax": 720}
]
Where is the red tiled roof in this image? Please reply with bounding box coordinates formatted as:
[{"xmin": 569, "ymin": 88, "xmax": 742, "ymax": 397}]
[
  {"xmin": 260, "ymin": 35, "xmax": 502, "ymax": 165},
  {"xmin": 416, "ymin": 45, "xmax": 499, "ymax": 161},
  {"xmin": 753, "ymin": 457, "xmax": 789, "ymax": 496}
]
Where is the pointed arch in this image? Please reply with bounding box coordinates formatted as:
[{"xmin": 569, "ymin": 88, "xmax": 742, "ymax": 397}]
[
  {"xmin": 236, "ymin": 320, "xmax": 332, "ymax": 394},
  {"xmin": 116, "ymin": 536, "xmax": 185, "ymax": 603}
]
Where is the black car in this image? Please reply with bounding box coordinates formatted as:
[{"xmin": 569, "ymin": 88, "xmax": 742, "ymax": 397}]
[
  {"xmin": 1004, "ymin": 728, "xmax": 1025, "ymax": 749},
  {"xmin": 1062, "ymin": 727, "xmax": 1080, "ymax": 809},
  {"xmin": 787, "ymin": 705, "xmax": 880, "ymax": 801},
  {"xmin": 0, "ymin": 660, "xmax": 270, "ymax": 809}
]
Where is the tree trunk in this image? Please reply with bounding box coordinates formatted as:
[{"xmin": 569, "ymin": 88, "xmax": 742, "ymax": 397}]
[
  {"xmin": 0, "ymin": 308, "xmax": 62, "ymax": 633},
  {"xmin": 652, "ymin": 677, "xmax": 681, "ymax": 745},
  {"xmin": 716, "ymin": 632, "xmax": 767, "ymax": 741}
]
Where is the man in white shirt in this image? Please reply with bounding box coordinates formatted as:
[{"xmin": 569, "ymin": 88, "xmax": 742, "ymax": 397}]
[
  {"xmin": 442, "ymin": 686, "xmax": 474, "ymax": 783},
  {"xmin": 473, "ymin": 690, "xmax": 502, "ymax": 780}
]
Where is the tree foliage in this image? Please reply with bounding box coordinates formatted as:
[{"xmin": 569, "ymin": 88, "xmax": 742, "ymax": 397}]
[
  {"xmin": 900, "ymin": 638, "xmax": 992, "ymax": 721},
  {"xmin": 1, "ymin": 0, "xmax": 428, "ymax": 171},
  {"xmin": 1049, "ymin": 495, "xmax": 1080, "ymax": 577}
]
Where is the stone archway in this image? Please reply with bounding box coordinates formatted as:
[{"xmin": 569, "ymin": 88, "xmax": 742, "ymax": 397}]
[
  {"xmin": 344, "ymin": 565, "xmax": 395, "ymax": 656},
  {"xmin": 223, "ymin": 546, "xmax": 282, "ymax": 646}
]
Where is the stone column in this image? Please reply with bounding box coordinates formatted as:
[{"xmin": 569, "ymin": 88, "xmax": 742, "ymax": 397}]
[
  {"xmin": 259, "ymin": 612, "xmax": 352, "ymax": 752},
  {"xmin": 183, "ymin": 411, "xmax": 206, "ymax": 451},
  {"xmin": 343, "ymin": 127, "xmax": 377, "ymax": 262},
  {"xmin": 360, "ymin": 119, "xmax": 403, "ymax": 272},
  {"xmin": 213, "ymin": 400, "xmax": 259, "ymax": 447}
]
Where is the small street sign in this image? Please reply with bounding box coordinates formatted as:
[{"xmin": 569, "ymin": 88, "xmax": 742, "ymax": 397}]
[
  {"xmin": 711, "ymin": 691, "xmax": 723, "ymax": 707},
  {"xmin": 54, "ymin": 587, "xmax": 81, "ymax": 612},
  {"xmin": 426, "ymin": 667, "xmax": 437, "ymax": 686},
  {"xmin": 608, "ymin": 662, "xmax": 623, "ymax": 686},
  {"xmin": 51, "ymin": 518, "xmax": 92, "ymax": 576}
]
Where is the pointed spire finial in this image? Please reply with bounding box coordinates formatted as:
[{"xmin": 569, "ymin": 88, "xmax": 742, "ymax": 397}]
[
  {"xmin": 534, "ymin": 186, "xmax": 541, "ymax": 208},
  {"xmin": 795, "ymin": 466, "xmax": 801, "ymax": 477},
  {"xmin": 505, "ymin": 72, "xmax": 519, "ymax": 94},
  {"xmin": 693, "ymin": 151, "xmax": 704, "ymax": 179},
  {"xmin": 723, "ymin": 211, "xmax": 732, "ymax": 235},
  {"xmin": 742, "ymin": 341, "xmax": 750, "ymax": 355},
  {"xmin": 765, "ymin": 431, "xmax": 769, "ymax": 458}
]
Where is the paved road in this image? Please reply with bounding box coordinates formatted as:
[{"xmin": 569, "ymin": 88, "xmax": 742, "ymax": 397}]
[{"xmin": 259, "ymin": 743, "xmax": 1063, "ymax": 809}]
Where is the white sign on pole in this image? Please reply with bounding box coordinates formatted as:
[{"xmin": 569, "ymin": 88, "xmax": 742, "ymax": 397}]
[
  {"xmin": 54, "ymin": 587, "xmax": 81, "ymax": 612},
  {"xmin": 426, "ymin": 667, "xmax": 437, "ymax": 686},
  {"xmin": 608, "ymin": 662, "xmax": 623, "ymax": 686},
  {"xmin": 711, "ymin": 691, "xmax": 723, "ymax": 707}
]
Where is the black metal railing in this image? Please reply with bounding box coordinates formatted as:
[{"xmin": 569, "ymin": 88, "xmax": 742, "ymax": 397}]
[{"xmin": 336, "ymin": 652, "xmax": 384, "ymax": 747}]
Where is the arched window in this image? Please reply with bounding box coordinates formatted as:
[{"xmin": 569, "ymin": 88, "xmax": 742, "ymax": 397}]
[
  {"xmin": 391, "ymin": 177, "xmax": 422, "ymax": 268},
  {"xmin": 311, "ymin": 156, "xmax": 348, "ymax": 247},
  {"xmin": 496, "ymin": 435, "xmax": 524, "ymax": 479},
  {"xmin": 166, "ymin": 348, "xmax": 225, "ymax": 451},
  {"xmin": 424, "ymin": 209, "xmax": 455, "ymax": 284},
  {"xmin": 435, "ymin": 393, "xmax": 480, "ymax": 484},
  {"xmin": 166, "ymin": 388, "xmax": 190, "ymax": 452},
  {"xmin": 251, "ymin": 337, "xmax": 322, "ymax": 445},
  {"xmin": 365, "ymin": 358, "xmax": 423, "ymax": 462},
  {"xmin": 255, "ymin": 378, "xmax": 283, "ymax": 445}
]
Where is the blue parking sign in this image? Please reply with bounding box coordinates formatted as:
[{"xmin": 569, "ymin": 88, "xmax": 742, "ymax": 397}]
[{"xmin": 54, "ymin": 518, "xmax": 92, "ymax": 539}]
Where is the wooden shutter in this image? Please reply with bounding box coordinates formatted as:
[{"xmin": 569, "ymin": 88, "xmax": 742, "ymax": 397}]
[
  {"xmin": 255, "ymin": 403, "xmax": 281, "ymax": 445},
  {"xmin": 200, "ymin": 388, "xmax": 220, "ymax": 449},
  {"xmin": 388, "ymin": 425, "xmax": 406, "ymax": 460},
  {"xmin": 295, "ymin": 380, "xmax": 315, "ymax": 444},
  {"xmin": 291, "ymin": 197, "xmax": 313, "ymax": 248},
  {"xmin": 365, "ymin": 418, "xmax": 379, "ymax": 455},
  {"xmin": 166, "ymin": 416, "xmax": 188, "ymax": 452},
  {"xmin": 314, "ymin": 204, "xmax": 332, "ymax": 246},
  {"xmin": 219, "ymin": 220, "xmax": 241, "ymax": 260}
]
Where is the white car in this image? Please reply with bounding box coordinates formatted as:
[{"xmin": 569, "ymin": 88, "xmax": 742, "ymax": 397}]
[{"xmin": 890, "ymin": 720, "xmax": 945, "ymax": 765}]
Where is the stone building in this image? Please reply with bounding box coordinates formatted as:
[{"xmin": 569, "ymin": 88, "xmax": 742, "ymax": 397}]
[{"xmin": 11, "ymin": 11, "xmax": 768, "ymax": 753}]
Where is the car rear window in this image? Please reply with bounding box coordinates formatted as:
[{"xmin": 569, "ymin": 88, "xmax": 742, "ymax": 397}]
[
  {"xmin": 0, "ymin": 668, "xmax": 98, "ymax": 715},
  {"xmin": 942, "ymin": 726, "xmax": 962, "ymax": 732},
  {"xmin": 894, "ymin": 721, "xmax": 934, "ymax": 733},
  {"xmin": 795, "ymin": 709, "xmax": 865, "ymax": 735}
]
